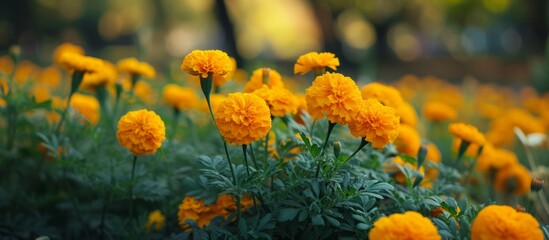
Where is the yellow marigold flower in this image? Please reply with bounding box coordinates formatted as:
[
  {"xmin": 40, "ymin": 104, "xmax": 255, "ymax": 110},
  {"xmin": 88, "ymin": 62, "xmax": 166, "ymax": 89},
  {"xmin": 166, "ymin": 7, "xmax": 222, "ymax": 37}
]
[
  {"xmin": 471, "ymin": 205, "xmax": 543, "ymax": 240},
  {"xmin": 133, "ymin": 81, "xmax": 157, "ymax": 105},
  {"xmin": 243, "ymin": 68, "xmax": 284, "ymax": 93},
  {"xmin": 384, "ymin": 156, "xmax": 425, "ymax": 186},
  {"xmin": 253, "ymin": 85, "xmax": 299, "ymax": 117},
  {"xmin": 294, "ymin": 52, "xmax": 340, "ymax": 75},
  {"xmin": 215, "ymin": 194, "xmax": 237, "ymax": 218},
  {"xmin": 396, "ymin": 102, "xmax": 418, "ymax": 128},
  {"xmin": 70, "ymin": 93, "xmax": 100, "ymax": 125},
  {"xmin": 14, "ymin": 60, "xmax": 38, "ymax": 85},
  {"xmin": 449, "ymin": 122, "xmax": 486, "ymax": 146},
  {"xmin": 177, "ymin": 196, "xmax": 217, "ymax": 228},
  {"xmin": 80, "ymin": 60, "xmax": 118, "ymax": 91},
  {"xmin": 0, "ymin": 55, "xmax": 14, "ymax": 74},
  {"xmin": 181, "ymin": 50, "xmax": 232, "ymax": 78},
  {"xmin": 37, "ymin": 66, "xmax": 62, "ymax": 88},
  {"xmin": 31, "ymin": 86, "xmax": 50, "ymax": 103},
  {"xmin": 53, "ymin": 43, "xmax": 85, "ymax": 65},
  {"xmin": 395, "ymin": 125, "xmax": 421, "ymax": 157},
  {"xmin": 425, "ymin": 143, "xmax": 441, "ymax": 181},
  {"xmin": 117, "ymin": 57, "xmax": 156, "ymax": 79},
  {"xmin": 162, "ymin": 84, "xmax": 200, "ymax": 111},
  {"xmin": 361, "ymin": 82, "xmax": 404, "ymax": 108},
  {"xmin": 494, "ymin": 163, "xmax": 532, "ymax": 195},
  {"xmin": 117, "ymin": 109, "xmax": 166, "ymax": 156},
  {"xmin": 349, "ymin": 99, "xmax": 400, "ymax": 148},
  {"xmin": 476, "ymin": 144, "xmax": 518, "ymax": 174},
  {"xmin": 199, "ymin": 94, "xmax": 227, "ymax": 114},
  {"xmin": 213, "ymin": 57, "xmax": 236, "ymax": 88},
  {"xmin": 423, "ymin": 101, "xmax": 457, "ymax": 122},
  {"xmin": 305, "ymin": 72, "xmax": 362, "ymax": 125},
  {"xmin": 145, "ymin": 210, "xmax": 166, "ymax": 231},
  {"xmin": 214, "ymin": 93, "xmax": 272, "ymax": 145},
  {"xmin": 59, "ymin": 52, "xmax": 103, "ymax": 73},
  {"xmin": 369, "ymin": 211, "xmax": 441, "ymax": 240}
]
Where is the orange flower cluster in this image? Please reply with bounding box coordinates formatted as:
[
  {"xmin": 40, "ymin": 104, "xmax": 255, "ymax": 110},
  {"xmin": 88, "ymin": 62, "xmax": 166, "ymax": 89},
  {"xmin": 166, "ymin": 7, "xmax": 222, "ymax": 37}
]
[
  {"xmin": 369, "ymin": 211, "xmax": 441, "ymax": 240},
  {"xmin": 177, "ymin": 195, "xmax": 253, "ymax": 229},
  {"xmin": 471, "ymin": 205, "xmax": 542, "ymax": 240},
  {"xmin": 243, "ymin": 68, "xmax": 284, "ymax": 93},
  {"xmin": 162, "ymin": 84, "xmax": 200, "ymax": 111}
]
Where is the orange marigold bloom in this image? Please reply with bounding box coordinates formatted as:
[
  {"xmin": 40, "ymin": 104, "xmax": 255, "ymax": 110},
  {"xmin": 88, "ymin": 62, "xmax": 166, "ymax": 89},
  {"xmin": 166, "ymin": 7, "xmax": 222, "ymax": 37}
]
[
  {"xmin": 145, "ymin": 210, "xmax": 166, "ymax": 231},
  {"xmin": 395, "ymin": 125, "xmax": 421, "ymax": 157},
  {"xmin": 470, "ymin": 205, "xmax": 542, "ymax": 240},
  {"xmin": 53, "ymin": 43, "xmax": 85, "ymax": 65},
  {"xmin": 426, "ymin": 143, "xmax": 441, "ymax": 163},
  {"xmin": 177, "ymin": 196, "xmax": 217, "ymax": 228},
  {"xmin": 37, "ymin": 66, "xmax": 62, "ymax": 88},
  {"xmin": 70, "ymin": 93, "xmax": 100, "ymax": 125},
  {"xmin": 14, "ymin": 60, "xmax": 38, "ymax": 85},
  {"xmin": 117, "ymin": 109, "xmax": 166, "ymax": 156},
  {"xmin": 396, "ymin": 102, "xmax": 418, "ymax": 128},
  {"xmin": 476, "ymin": 144, "xmax": 518, "ymax": 174},
  {"xmin": 243, "ymin": 68, "xmax": 284, "ymax": 93},
  {"xmin": 423, "ymin": 101, "xmax": 457, "ymax": 122},
  {"xmin": 213, "ymin": 57, "xmax": 236, "ymax": 88},
  {"xmin": 369, "ymin": 211, "xmax": 441, "ymax": 240},
  {"xmin": 162, "ymin": 84, "xmax": 200, "ymax": 111},
  {"xmin": 494, "ymin": 163, "xmax": 532, "ymax": 195},
  {"xmin": 305, "ymin": 72, "xmax": 362, "ymax": 125},
  {"xmin": 31, "ymin": 86, "xmax": 50, "ymax": 103},
  {"xmin": 253, "ymin": 85, "xmax": 299, "ymax": 117},
  {"xmin": 0, "ymin": 55, "xmax": 14, "ymax": 74},
  {"xmin": 214, "ymin": 93, "xmax": 272, "ymax": 145},
  {"xmin": 181, "ymin": 50, "xmax": 232, "ymax": 78},
  {"xmin": 133, "ymin": 81, "xmax": 157, "ymax": 105},
  {"xmin": 294, "ymin": 52, "xmax": 340, "ymax": 75},
  {"xmin": 81, "ymin": 60, "xmax": 118, "ymax": 91},
  {"xmin": 59, "ymin": 52, "xmax": 103, "ymax": 73},
  {"xmin": 117, "ymin": 57, "xmax": 156, "ymax": 79},
  {"xmin": 361, "ymin": 82, "xmax": 404, "ymax": 108},
  {"xmin": 349, "ymin": 99, "xmax": 400, "ymax": 148},
  {"xmin": 449, "ymin": 122, "xmax": 486, "ymax": 146}
]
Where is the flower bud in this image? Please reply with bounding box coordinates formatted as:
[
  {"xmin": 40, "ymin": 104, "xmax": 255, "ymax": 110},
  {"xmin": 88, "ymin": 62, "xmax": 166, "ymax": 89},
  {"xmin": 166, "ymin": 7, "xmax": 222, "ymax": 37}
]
[
  {"xmin": 333, "ymin": 141, "xmax": 341, "ymax": 158},
  {"xmin": 514, "ymin": 204, "xmax": 526, "ymax": 213},
  {"xmin": 531, "ymin": 177, "xmax": 544, "ymax": 192}
]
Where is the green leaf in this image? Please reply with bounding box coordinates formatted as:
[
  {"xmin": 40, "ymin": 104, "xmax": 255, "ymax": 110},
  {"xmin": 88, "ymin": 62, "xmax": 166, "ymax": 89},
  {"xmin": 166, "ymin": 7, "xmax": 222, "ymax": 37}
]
[
  {"xmin": 399, "ymin": 154, "xmax": 417, "ymax": 165},
  {"xmin": 325, "ymin": 215, "xmax": 340, "ymax": 227},
  {"xmin": 311, "ymin": 214, "xmax": 325, "ymax": 226},
  {"xmin": 356, "ymin": 223, "xmax": 369, "ymax": 230},
  {"xmin": 278, "ymin": 208, "xmax": 300, "ymax": 222}
]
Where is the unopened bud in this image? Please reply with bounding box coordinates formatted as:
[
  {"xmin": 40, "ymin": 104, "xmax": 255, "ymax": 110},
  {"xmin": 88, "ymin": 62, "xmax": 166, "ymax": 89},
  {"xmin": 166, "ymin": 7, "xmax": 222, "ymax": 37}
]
[
  {"xmin": 515, "ymin": 204, "xmax": 526, "ymax": 212},
  {"xmin": 262, "ymin": 68, "xmax": 270, "ymax": 85},
  {"xmin": 333, "ymin": 141, "xmax": 341, "ymax": 158},
  {"xmin": 531, "ymin": 177, "xmax": 544, "ymax": 192}
]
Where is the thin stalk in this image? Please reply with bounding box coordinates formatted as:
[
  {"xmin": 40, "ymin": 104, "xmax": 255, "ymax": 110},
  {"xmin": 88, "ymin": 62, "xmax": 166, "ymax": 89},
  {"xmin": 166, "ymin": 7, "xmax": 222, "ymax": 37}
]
[
  {"xmin": 224, "ymin": 141, "xmax": 237, "ymax": 185},
  {"xmin": 6, "ymin": 104, "xmax": 17, "ymax": 150},
  {"xmin": 315, "ymin": 121, "xmax": 336, "ymax": 178},
  {"xmin": 249, "ymin": 143, "xmax": 259, "ymax": 169},
  {"xmin": 129, "ymin": 155, "xmax": 138, "ymax": 219},
  {"xmin": 348, "ymin": 138, "xmax": 370, "ymax": 162},
  {"xmin": 55, "ymin": 70, "xmax": 84, "ymax": 135},
  {"xmin": 171, "ymin": 108, "xmax": 180, "ymax": 140},
  {"xmin": 242, "ymin": 145, "xmax": 251, "ymax": 176}
]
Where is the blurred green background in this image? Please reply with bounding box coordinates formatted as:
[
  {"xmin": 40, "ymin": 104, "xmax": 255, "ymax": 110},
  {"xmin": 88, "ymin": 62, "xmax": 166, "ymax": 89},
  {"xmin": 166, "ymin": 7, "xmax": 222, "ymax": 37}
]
[{"xmin": 1, "ymin": 0, "xmax": 548, "ymax": 88}]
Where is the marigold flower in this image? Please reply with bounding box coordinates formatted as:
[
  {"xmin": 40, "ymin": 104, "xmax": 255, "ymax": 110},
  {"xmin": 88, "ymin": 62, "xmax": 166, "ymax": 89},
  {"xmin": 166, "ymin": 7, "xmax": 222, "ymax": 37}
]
[
  {"xmin": 396, "ymin": 102, "xmax": 418, "ymax": 128},
  {"xmin": 14, "ymin": 60, "xmax": 38, "ymax": 85},
  {"xmin": 494, "ymin": 163, "xmax": 532, "ymax": 195},
  {"xmin": 395, "ymin": 125, "xmax": 421, "ymax": 157},
  {"xmin": 470, "ymin": 205, "xmax": 543, "ymax": 240},
  {"xmin": 349, "ymin": 99, "xmax": 400, "ymax": 148},
  {"xmin": 425, "ymin": 143, "xmax": 441, "ymax": 180},
  {"xmin": 294, "ymin": 52, "xmax": 340, "ymax": 75},
  {"xmin": 37, "ymin": 66, "xmax": 62, "ymax": 88},
  {"xmin": 449, "ymin": 122, "xmax": 486, "ymax": 146},
  {"xmin": 181, "ymin": 50, "xmax": 232, "ymax": 78},
  {"xmin": 0, "ymin": 55, "xmax": 14, "ymax": 74},
  {"xmin": 213, "ymin": 57, "xmax": 236, "ymax": 88},
  {"xmin": 253, "ymin": 85, "xmax": 299, "ymax": 117},
  {"xmin": 177, "ymin": 196, "xmax": 217, "ymax": 228},
  {"xmin": 117, "ymin": 109, "xmax": 166, "ymax": 156},
  {"xmin": 476, "ymin": 144, "xmax": 518, "ymax": 174},
  {"xmin": 243, "ymin": 68, "xmax": 284, "ymax": 93},
  {"xmin": 452, "ymin": 138, "xmax": 481, "ymax": 157},
  {"xmin": 162, "ymin": 84, "xmax": 200, "ymax": 111},
  {"xmin": 81, "ymin": 60, "xmax": 118, "ymax": 91},
  {"xmin": 133, "ymin": 81, "xmax": 157, "ymax": 105},
  {"xmin": 59, "ymin": 52, "xmax": 103, "ymax": 73},
  {"xmin": 369, "ymin": 211, "xmax": 441, "ymax": 240},
  {"xmin": 361, "ymin": 82, "xmax": 404, "ymax": 108},
  {"xmin": 423, "ymin": 101, "xmax": 457, "ymax": 122},
  {"xmin": 53, "ymin": 43, "xmax": 84, "ymax": 65},
  {"xmin": 214, "ymin": 93, "xmax": 272, "ymax": 145},
  {"xmin": 31, "ymin": 86, "xmax": 50, "ymax": 103},
  {"xmin": 117, "ymin": 57, "xmax": 156, "ymax": 79},
  {"xmin": 70, "ymin": 93, "xmax": 100, "ymax": 125},
  {"xmin": 305, "ymin": 72, "xmax": 362, "ymax": 125},
  {"xmin": 145, "ymin": 210, "xmax": 166, "ymax": 231}
]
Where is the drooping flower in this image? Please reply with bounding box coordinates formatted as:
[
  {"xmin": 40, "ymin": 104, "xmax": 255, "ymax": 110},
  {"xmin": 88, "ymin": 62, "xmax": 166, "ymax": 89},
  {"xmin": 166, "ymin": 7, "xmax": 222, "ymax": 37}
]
[
  {"xmin": 53, "ymin": 43, "xmax": 85, "ymax": 65},
  {"xmin": 361, "ymin": 82, "xmax": 405, "ymax": 108},
  {"xmin": 305, "ymin": 72, "xmax": 362, "ymax": 125},
  {"xmin": 494, "ymin": 163, "xmax": 532, "ymax": 195},
  {"xmin": 145, "ymin": 210, "xmax": 166, "ymax": 231},
  {"xmin": 349, "ymin": 99, "xmax": 400, "ymax": 148},
  {"xmin": 59, "ymin": 52, "xmax": 103, "ymax": 73},
  {"xmin": 423, "ymin": 101, "xmax": 457, "ymax": 122},
  {"xmin": 470, "ymin": 205, "xmax": 543, "ymax": 240},
  {"xmin": 117, "ymin": 109, "xmax": 166, "ymax": 156},
  {"xmin": 368, "ymin": 211, "xmax": 441, "ymax": 240},
  {"xmin": 294, "ymin": 52, "xmax": 340, "ymax": 75},
  {"xmin": 117, "ymin": 57, "xmax": 156, "ymax": 79},
  {"xmin": 449, "ymin": 122, "xmax": 486, "ymax": 146},
  {"xmin": 214, "ymin": 93, "xmax": 272, "ymax": 145},
  {"xmin": 395, "ymin": 124, "xmax": 421, "ymax": 157},
  {"xmin": 243, "ymin": 68, "xmax": 284, "ymax": 93},
  {"xmin": 162, "ymin": 84, "xmax": 200, "ymax": 111},
  {"xmin": 69, "ymin": 93, "xmax": 100, "ymax": 125},
  {"xmin": 181, "ymin": 50, "xmax": 232, "ymax": 78}
]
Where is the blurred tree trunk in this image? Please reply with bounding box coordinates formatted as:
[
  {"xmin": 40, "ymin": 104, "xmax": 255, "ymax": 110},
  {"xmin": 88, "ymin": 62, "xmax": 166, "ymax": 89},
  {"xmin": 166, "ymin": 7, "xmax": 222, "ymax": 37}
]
[{"xmin": 214, "ymin": 0, "xmax": 241, "ymax": 64}]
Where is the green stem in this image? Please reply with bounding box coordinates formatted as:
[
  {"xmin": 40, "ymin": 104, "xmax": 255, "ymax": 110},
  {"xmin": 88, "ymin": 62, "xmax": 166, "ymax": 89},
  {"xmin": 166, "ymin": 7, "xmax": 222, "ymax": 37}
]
[
  {"xmin": 242, "ymin": 145, "xmax": 251, "ymax": 176},
  {"xmin": 316, "ymin": 121, "xmax": 336, "ymax": 178},
  {"xmin": 224, "ymin": 141, "xmax": 237, "ymax": 185},
  {"xmin": 6, "ymin": 104, "xmax": 17, "ymax": 150},
  {"xmin": 249, "ymin": 143, "xmax": 259, "ymax": 169},
  {"xmin": 129, "ymin": 155, "xmax": 137, "ymax": 219},
  {"xmin": 348, "ymin": 138, "xmax": 370, "ymax": 162},
  {"xmin": 129, "ymin": 74, "xmax": 139, "ymax": 95},
  {"xmin": 55, "ymin": 70, "xmax": 85, "ymax": 135}
]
